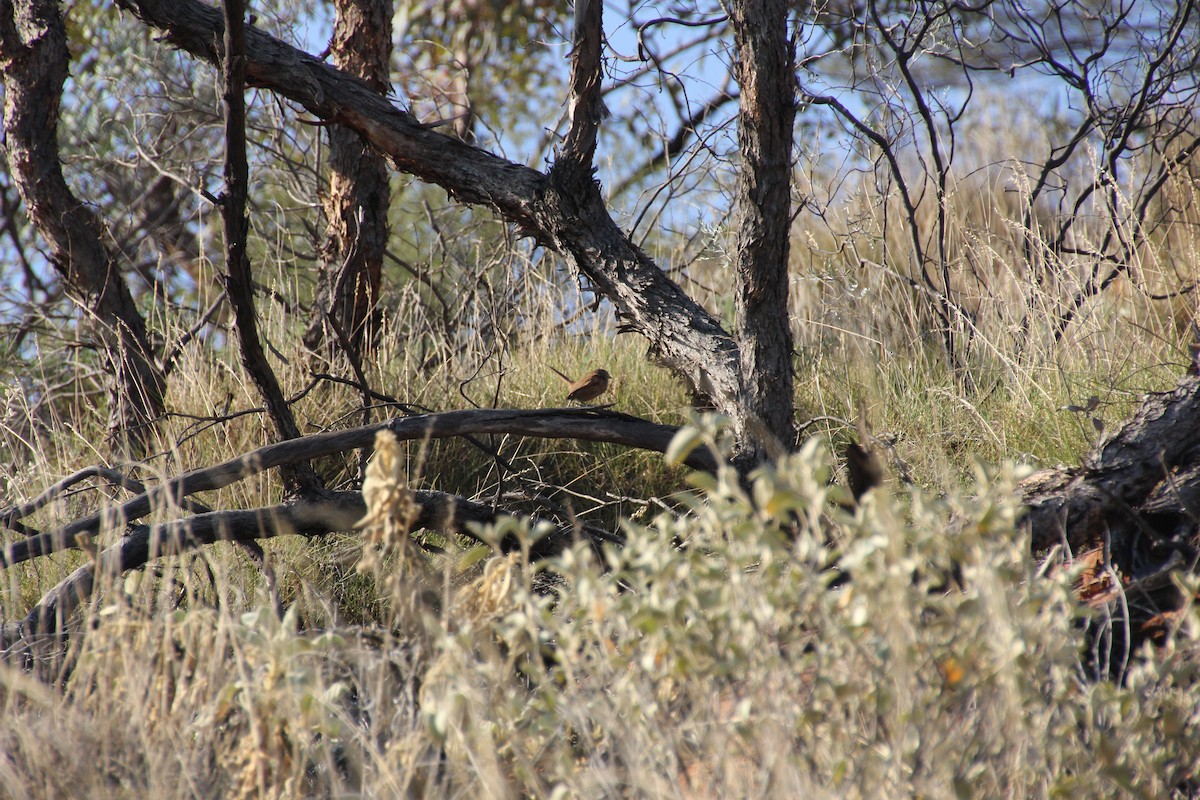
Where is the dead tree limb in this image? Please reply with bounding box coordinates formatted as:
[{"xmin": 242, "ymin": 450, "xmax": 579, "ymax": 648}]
[
  {"xmin": 2, "ymin": 447, "xmax": 629, "ymax": 653},
  {"xmin": 218, "ymin": 0, "xmax": 319, "ymax": 494},
  {"xmin": 1, "ymin": 476, "xmax": 623, "ymax": 652},
  {"xmin": 1020, "ymin": 372, "xmax": 1200, "ymax": 663},
  {"xmin": 3, "ymin": 491, "xmax": 426, "ymax": 640},
  {"xmin": 1, "ymin": 407, "xmax": 716, "ymax": 568},
  {"xmin": 2, "ymin": 403, "xmax": 706, "ymax": 650},
  {"xmin": 1021, "ymin": 373, "xmax": 1200, "ymax": 556},
  {"xmin": 0, "ymin": 466, "xmax": 207, "ymax": 535}
]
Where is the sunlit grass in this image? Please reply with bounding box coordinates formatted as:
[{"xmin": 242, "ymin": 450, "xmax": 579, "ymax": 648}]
[{"xmin": 3, "ymin": 115, "xmax": 1200, "ymax": 795}]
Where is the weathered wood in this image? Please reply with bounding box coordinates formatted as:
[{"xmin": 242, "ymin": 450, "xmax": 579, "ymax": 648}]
[
  {"xmin": 0, "ymin": 471, "xmax": 626, "ymax": 649},
  {"xmin": 4, "ymin": 490, "xmax": 463, "ymax": 642},
  {"xmin": 0, "ymin": 407, "xmax": 716, "ymax": 568},
  {"xmin": 1021, "ymin": 373, "xmax": 1200, "ymax": 556},
  {"xmin": 1020, "ymin": 372, "xmax": 1200, "ymax": 666}
]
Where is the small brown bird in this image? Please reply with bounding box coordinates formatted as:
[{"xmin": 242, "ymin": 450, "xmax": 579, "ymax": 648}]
[
  {"xmin": 844, "ymin": 440, "xmax": 885, "ymax": 503},
  {"xmin": 565, "ymin": 368, "xmax": 611, "ymax": 404}
]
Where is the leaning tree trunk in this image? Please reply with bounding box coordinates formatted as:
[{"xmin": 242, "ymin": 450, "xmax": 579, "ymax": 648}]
[
  {"xmin": 118, "ymin": 0, "xmax": 765, "ymax": 458},
  {"xmin": 304, "ymin": 0, "xmax": 393, "ymax": 360},
  {"xmin": 0, "ymin": 0, "xmax": 166, "ymax": 459}
]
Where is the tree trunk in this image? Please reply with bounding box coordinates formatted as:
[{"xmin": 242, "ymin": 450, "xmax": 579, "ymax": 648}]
[
  {"xmin": 0, "ymin": 0, "xmax": 166, "ymax": 458},
  {"xmin": 304, "ymin": 0, "xmax": 393, "ymax": 359},
  {"xmin": 728, "ymin": 0, "xmax": 799, "ymax": 453},
  {"xmin": 219, "ymin": 0, "xmax": 320, "ymax": 494}
]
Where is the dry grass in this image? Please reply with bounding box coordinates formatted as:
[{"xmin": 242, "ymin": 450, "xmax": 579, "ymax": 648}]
[
  {"xmin": 4, "ymin": 94, "xmax": 1200, "ymax": 796},
  {"xmin": 3, "ymin": 429, "xmax": 1198, "ymax": 798}
]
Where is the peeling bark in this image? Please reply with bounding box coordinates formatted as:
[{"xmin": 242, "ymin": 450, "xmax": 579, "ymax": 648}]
[
  {"xmin": 304, "ymin": 0, "xmax": 393, "ymax": 358},
  {"xmin": 0, "ymin": 0, "xmax": 166, "ymax": 457}
]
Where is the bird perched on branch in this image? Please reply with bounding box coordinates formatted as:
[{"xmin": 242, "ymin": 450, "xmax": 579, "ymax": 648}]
[{"xmin": 549, "ymin": 366, "xmax": 612, "ymax": 404}]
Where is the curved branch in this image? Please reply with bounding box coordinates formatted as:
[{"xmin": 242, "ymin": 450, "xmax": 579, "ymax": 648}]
[
  {"xmin": 4, "ymin": 487, "xmax": 604, "ymax": 645},
  {"xmin": 115, "ymin": 0, "xmax": 749, "ymax": 439},
  {"xmin": 1, "ymin": 407, "xmax": 717, "ymax": 568}
]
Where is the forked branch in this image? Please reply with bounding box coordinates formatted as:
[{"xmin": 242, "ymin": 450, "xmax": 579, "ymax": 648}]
[{"xmin": 115, "ymin": 0, "xmax": 753, "ymax": 453}]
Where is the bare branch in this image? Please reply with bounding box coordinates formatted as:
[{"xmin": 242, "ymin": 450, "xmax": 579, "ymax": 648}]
[
  {"xmin": 0, "ymin": 466, "xmax": 207, "ymax": 535},
  {"xmin": 115, "ymin": 0, "xmax": 751, "ymax": 447},
  {"xmin": 216, "ymin": 0, "xmax": 318, "ymax": 493},
  {"xmin": 2, "ymin": 475, "xmax": 628, "ymax": 648},
  {"xmin": 0, "ymin": 491, "xmax": 443, "ymax": 640},
  {"xmin": 0, "ymin": 407, "xmax": 717, "ymax": 568}
]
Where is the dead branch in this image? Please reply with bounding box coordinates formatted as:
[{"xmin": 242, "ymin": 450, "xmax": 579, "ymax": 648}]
[
  {"xmin": 1, "ymin": 466, "xmax": 207, "ymax": 534},
  {"xmin": 1020, "ymin": 371, "xmax": 1200, "ymax": 665},
  {"xmin": 2, "ymin": 490, "xmax": 444, "ymax": 643},
  {"xmin": 1021, "ymin": 373, "xmax": 1200, "ymax": 555},
  {"xmin": 1, "ymin": 407, "xmax": 716, "ymax": 568},
  {"xmin": 218, "ymin": 0, "xmax": 318, "ymax": 493},
  {"xmin": 1, "ymin": 484, "xmax": 618, "ymax": 648}
]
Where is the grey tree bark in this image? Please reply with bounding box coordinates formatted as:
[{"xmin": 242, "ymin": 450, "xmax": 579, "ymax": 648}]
[{"xmin": 116, "ymin": 0, "xmax": 762, "ymax": 452}]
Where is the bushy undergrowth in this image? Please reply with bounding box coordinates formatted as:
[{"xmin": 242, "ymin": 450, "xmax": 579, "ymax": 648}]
[{"xmin": 2, "ymin": 420, "xmax": 1196, "ymax": 798}]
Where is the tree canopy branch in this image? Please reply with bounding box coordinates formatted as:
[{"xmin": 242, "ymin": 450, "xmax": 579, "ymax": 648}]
[{"xmin": 115, "ymin": 0, "xmax": 751, "ymax": 435}]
